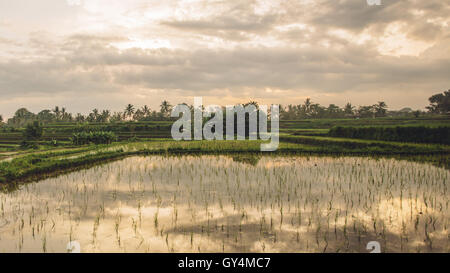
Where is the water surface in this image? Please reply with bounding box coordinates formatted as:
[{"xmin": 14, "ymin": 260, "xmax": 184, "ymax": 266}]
[{"xmin": 0, "ymin": 155, "xmax": 448, "ymax": 252}]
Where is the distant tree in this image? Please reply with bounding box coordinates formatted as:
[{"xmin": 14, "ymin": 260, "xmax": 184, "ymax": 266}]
[
  {"xmin": 310, "ymin": 103, "xmax": 326, "ymax": 118},
  {"xmin": 52, "ymin": 106, "xmax": 60, "ymax": 120},
  {"xmin": 92, "ymin": 109, "xmax": 100, "ymax": 122},
  {"xmin": 244, "ymin": 101, "xmax": 259, "ymax": 109},
  {"xmin": 23, "ymin": 121, "xmax": 43, "ymax": 141},
  {"xmin": 413, "ymin": 110, "xmax": 421, "ymax": 118},
  {"xmin": 427, "ymin": 90, "xmax": 450, "ymax": 115},
  {"xmin": 75, "ymin": 113, "xmax": 85, "ymax": 122},
  {"xmin": 8, "ymin": 108, "xmax": 36, "ymax": 127},
  {"xmin": 279, "ymin": 105, "xmax": 288, "ymax": 120},
  {"xmin": 160, "ymin": 100, "xmax": 173, "ymax": 118},
  {"xmin": 327, "ymin": 104, "xmax": 342, "ymax": 118},
  {"xmin": 61, "ymin": 107, "xmax": 67, "ymax": 121},
  {"xmin": 86, "ymin": 113, "xmax": 94, "ymax": 123},
  {"xmin": 0, "ymin": 114, "xmax": 3, "ymax": 124},
  {"xmin": 141, "ymin": 105, "xmax": 151, "ymax": 117},
  {"xmin": 133, "ymin": 109, "xmax": 145, "ymax": 121},
  {"xmin": 37, "ymin": 110, "xmax": 55, "ymax": 123},
  {"xmin": 100, "ymin": 110, "xmax": 111, "ymax": 122},
  {"xmin": 344, "ymin": 103, "xmax": 355, "ymax": 118},
  {"xmin": 357, "ymin": 105, "xmax": 375, "ymax": 118},
  {"xmin": 286, "ymin": 104, "xmax": 296, "ymax": 119},
  {"xmin": 125, "ymin": 104, "xmax": 135, "ymax": 120},
  {"xmin": 399, "ymin": 107, "xmax": 413, "ymax": 113},
  {"xmin": 304, "ymin": 98, "xmax": 312, "ymax": 117},
  {"xmin": 374, "ymin": 101, "xmax": 388, "ymax": 117},
  {"xmin": 110, "ymin": 112, "xmax": 124, "ymax": 123}
]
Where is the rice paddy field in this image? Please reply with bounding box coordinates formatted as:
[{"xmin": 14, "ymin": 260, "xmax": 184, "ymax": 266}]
[
  {"xmin": 0, "ymin": 117, "xmax": 449, "ymax": 253},
  {"xmin": 0, "ymin": 155, "xmax": 448, "ymax": 253}
]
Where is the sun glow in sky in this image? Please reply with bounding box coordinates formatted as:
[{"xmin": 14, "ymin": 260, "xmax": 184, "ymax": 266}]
[{"xmin": 0, "ymin": 0, "xmax": 449, "ymax": 117}]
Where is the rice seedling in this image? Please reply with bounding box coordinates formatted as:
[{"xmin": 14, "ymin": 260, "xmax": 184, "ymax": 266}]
[{"xmin": 0, "ymin": 155, "xmax": 448, "ymax": 252}]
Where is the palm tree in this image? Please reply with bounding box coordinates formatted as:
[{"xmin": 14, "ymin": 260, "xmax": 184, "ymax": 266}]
[
  {"xmin": 304, "ymin": 98, "xmax": 312, "ymax": 117},
  {"xmin": 357, "ymin": 105, "xmax": 375, "ymax": 118},
  {"xmin": 53, "ymin": 106, "xmax": 60, "ymax": 121},
  {"xmin": 101, "ymin": 110, "xmax": 111, "ymax": 122},
  {"xmin": 111, "ymin": 112, "xmax": 124, "ymax": 122},
  {"xmin": 244, "ymin": 101, "xmax": 259, "ymax": 109},
  {"xmin": 374, "ymin": 101, "xmax": 387, "ymax": 117},
  {"xmin": 141, "ymin": 105, "xmax": 151, "ymax": 117},
  {"xmin": 344, "ymin": 103, "xmax": 355, "ymax": 117},
  {"xmin": 160, "ymin": 100, "xmax": 172, "ymax": 117},
  {"xmin": 327, "ymin": 104, "xmax": 341, "ymax": 117},
  {"xmin": 60, "ymin": 107, "xmax": 72, "ymax": 121},
  {"xmin": 75, "ymin": 113, "xmax": 85, "ymax": 122},
  {"xmin": 133, "ymin": 109, "xmax": 144, "ymax": 121},
  {"xmin": 125, "ymin": 104, "xmax": 135, "ymax": 120},
  {"xmin": 91, "ymin": 109, "xmax": 100, "ymax": 122}
]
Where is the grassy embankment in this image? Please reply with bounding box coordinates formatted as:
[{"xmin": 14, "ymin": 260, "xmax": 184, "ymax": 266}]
[{"xmin": 1, "ymin": 137, "xmax": 449, "ymax": 186}]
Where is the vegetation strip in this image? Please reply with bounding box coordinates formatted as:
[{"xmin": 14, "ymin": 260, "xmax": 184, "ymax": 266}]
[{"xmin": 1, "ymin": 139, "xmax": 449, "ymax": 185}]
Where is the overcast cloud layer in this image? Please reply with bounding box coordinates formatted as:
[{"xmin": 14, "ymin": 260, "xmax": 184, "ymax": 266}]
[{"xmin": 0, "ymin": 0, "xmax": 449, "ymax": 117}]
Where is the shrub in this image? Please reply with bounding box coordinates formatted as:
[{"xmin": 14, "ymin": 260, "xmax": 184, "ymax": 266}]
[
  {"xmin": 20, "ymin": 121, "xmax": 44, "ymax": 149},
  {"xmin": 20, "ymin": 140, "xmax": 39, "ymax": 149},
  {"xmin": 23, "ymin": 121, "xmax": 43, "ymax": 141},
  {"xmin": 71, "ymin": 131, "xmax": 117, "ymax": 145},
  {"xmin": 329, "ymin": 126, "xmax": 450, "ymax": 144}
]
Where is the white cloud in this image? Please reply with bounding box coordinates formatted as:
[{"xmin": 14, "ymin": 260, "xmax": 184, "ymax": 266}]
[{"xmin": 0, "ymin": 0, "xmax": 449, "ymax": 117}]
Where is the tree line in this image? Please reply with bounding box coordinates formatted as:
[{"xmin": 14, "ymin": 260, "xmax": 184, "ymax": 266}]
[
  {"xmin": 0, "ymin": 89, "xmax": 448, "ymax": 128},
  {"xmin": 2, "ymin": 100, "xmax": 174, "ymax": 127}
]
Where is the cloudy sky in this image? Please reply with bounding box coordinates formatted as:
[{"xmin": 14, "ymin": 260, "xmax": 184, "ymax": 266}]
[{"xmin": 0, "ymin": 0, "xmax": 449, "ymax": 118}]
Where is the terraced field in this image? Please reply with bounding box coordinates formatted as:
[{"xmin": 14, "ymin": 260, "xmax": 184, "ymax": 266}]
[
  {"xmin": 0, "ymin": 117, "xmax": 449, "ymax": 185},
  {"xmin": 0, "ymin": 117, "xmax": 449, "ymax": 254}
]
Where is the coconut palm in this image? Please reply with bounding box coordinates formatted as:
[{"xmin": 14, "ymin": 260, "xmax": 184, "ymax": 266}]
[
  {"xmin": 91, "ymin": 108, "xmax": 100, "ymax": 122},
  {"xmin": 133, "ymin": 109, "xmax": 145, "ymax": 121},
  {"xmin": 75, "ymin": 113, "xmax": 85, "ymax": 122},
  {"xmin": 53, "ymin": 106, "xmax": 60, "ymax": 120},
  {"xmin": 304, "ymin": 98, "xmax": 312, "ymax": 117},
  {"xmin": 125, "ymin": 104, "xmax": 135, "ymax": 120},
  {"xmin": 141, "ymin": 105, "xmax": 151, "ymax": 117},
  {"xmin": 101, "ymin": 110, "xmax": 111, "ymax": 122},
  {"xmin": 160, "ymin": 100, "xmax": 172, "ymax": 117},
  {"xmin": 110, "ymin": 112, "xmax": 124, "ymax": 122},
  {"xmin": 344, "ymin": 103, "xmax": 355, "ymax": 117}
]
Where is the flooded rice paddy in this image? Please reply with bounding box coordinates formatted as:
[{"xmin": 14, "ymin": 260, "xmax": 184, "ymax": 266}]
[{"xmin": 0, "ymin": 155, "xmax": 448, "ymax": 253}]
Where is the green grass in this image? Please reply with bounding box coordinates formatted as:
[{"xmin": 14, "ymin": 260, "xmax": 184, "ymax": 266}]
[{"xmin": 1, "ymin": 137, "xmax": 449, "ymax": 185}]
